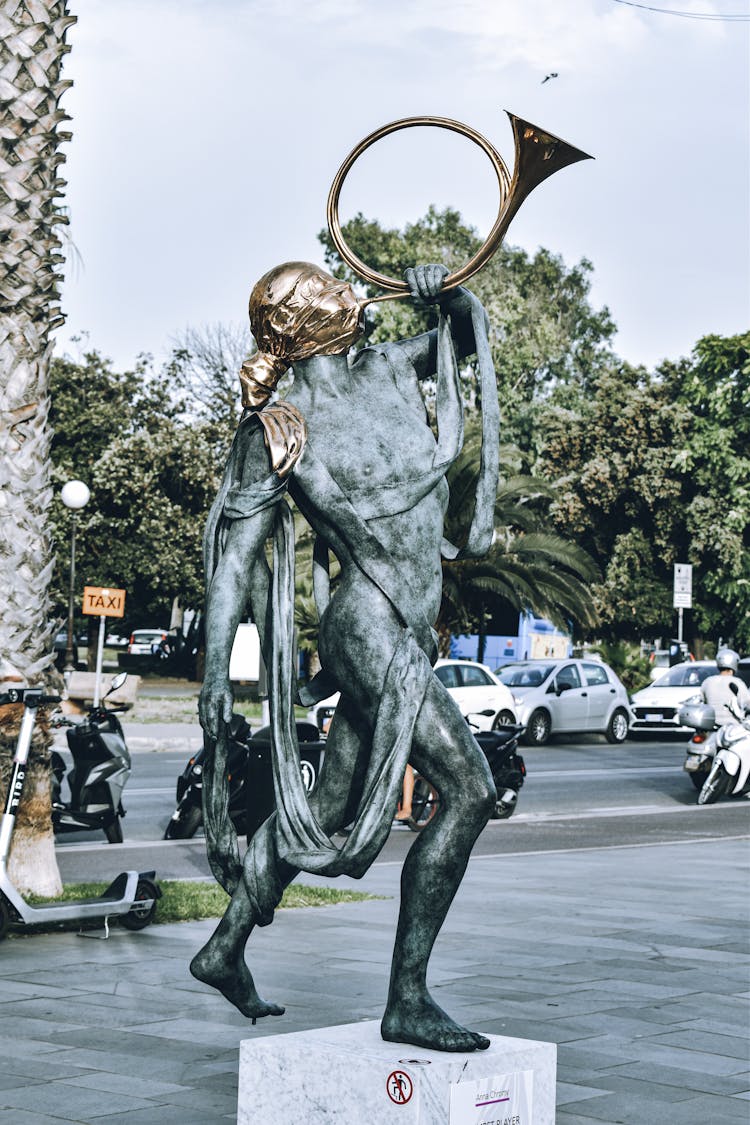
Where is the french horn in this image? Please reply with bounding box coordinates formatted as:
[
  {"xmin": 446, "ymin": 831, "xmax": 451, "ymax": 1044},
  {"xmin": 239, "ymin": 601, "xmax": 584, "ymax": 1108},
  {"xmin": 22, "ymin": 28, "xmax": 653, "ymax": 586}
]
[{"xmin": 326, "ymin": 112, "xmax": 593, "ymax": 303}]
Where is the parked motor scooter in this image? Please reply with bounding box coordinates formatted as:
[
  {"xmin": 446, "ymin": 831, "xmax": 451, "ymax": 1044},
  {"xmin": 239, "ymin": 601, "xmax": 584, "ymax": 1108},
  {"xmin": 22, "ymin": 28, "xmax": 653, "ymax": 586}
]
[
  {"xmin": 164, "ymin": 717, "xmax": 326, "ymax": 840},
  {"xmin": 407, "ymin": 711, "xmax": 527, "ymax": 831},
  {"xmin": 0, "ymin": 685, "xmax": 160, "ymax": 940},
  {"xmin": 679, "ymin": 685, "xmax": 750, "ymax": 805},
  {"xmin": 51, "ymin": 671, "xmax": 132, "ymax": 843}
]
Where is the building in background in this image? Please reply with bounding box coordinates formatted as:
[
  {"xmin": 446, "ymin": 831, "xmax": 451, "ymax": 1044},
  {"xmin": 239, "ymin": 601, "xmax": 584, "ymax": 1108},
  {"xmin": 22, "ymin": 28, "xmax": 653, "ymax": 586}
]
[{"xmin": 451, "ymin": 611, "xmax": 572, "ymax": 669}]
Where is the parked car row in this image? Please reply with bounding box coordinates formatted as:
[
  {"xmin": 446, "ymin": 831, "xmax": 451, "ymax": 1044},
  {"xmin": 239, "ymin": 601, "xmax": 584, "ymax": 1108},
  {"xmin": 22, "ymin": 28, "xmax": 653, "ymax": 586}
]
[
  {"xmin": 310, "ymin": 655, "xmax": 749, "ymax": 746},
  {"xmin": 309, "ymin": 656, "xmax": 632, "ymax": 746}
]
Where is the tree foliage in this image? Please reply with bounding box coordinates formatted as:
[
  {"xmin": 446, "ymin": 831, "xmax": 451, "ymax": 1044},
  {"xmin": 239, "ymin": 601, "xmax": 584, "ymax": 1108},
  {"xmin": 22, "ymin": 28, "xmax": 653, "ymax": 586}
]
[
  {"xmin": 48, "ymin": 349, "xmax": 221, "ymax": 631},
  {"xmin": 534, "ymin": 333, "xmax": 750, "ymax": 648},
  {"xmin": 319, "ymin": 207, "xmax": 616, "ymax": 421}
]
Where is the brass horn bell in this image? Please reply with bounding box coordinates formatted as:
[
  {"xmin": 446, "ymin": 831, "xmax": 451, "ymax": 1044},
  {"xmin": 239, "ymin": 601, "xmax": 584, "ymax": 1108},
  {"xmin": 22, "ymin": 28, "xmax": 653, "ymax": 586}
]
[{"xmin": 326, "ymin": 111, "xmax": 593, "ymax": 302}]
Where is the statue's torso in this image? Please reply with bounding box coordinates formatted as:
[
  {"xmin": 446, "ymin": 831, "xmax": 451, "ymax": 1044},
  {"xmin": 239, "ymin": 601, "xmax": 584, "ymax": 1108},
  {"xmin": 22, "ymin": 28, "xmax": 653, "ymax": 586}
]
[{"xmin": 286, "ymin": 347, "xmax": 448, "ymax": 621}]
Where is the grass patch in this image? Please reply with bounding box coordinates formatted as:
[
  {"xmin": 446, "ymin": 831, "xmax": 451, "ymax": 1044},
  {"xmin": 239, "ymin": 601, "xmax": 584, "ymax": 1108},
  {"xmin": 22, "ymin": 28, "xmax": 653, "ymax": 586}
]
[{"xmin": 18, "ymin": 880, "xmax": 379, "ymax": 935}]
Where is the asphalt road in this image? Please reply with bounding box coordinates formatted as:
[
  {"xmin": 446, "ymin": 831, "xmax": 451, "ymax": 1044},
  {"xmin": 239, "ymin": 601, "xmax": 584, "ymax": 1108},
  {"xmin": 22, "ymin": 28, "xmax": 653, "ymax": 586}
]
[{"xmin": 53, "ymin": 731, "xmax": 750, "ymax": 884}]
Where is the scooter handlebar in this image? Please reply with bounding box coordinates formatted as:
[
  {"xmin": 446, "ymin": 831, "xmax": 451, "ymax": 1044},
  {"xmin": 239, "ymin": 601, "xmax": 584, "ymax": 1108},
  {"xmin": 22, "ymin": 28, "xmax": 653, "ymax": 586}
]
[{"xmin": 0, "ymin": 689, "xmax": 62, "ymax": 707}]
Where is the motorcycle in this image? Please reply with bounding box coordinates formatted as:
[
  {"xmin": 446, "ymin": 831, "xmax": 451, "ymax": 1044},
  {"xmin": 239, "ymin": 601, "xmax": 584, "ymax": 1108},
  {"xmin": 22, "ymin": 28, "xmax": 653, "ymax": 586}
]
[
  {"xmin": 407, "ymin": 712, "xmax": 527, "ymax": 831},
  {"xmin": 698, "ymin": 720, "xmax": 750, "ymax": 805},
  {"xmin": 680, "ymin": 685, "xmax": 750, "ymax": 805},
  {"xmin": 50, "ymin": 672, "xmax": 132, "ymax": 844},
  {"xmin": 680, "ymin": 701, "xmax": 719, "ymax": 791},
  {"xmin": 164, "ymin": 717, "xmax": 326, "ymax": 840}
]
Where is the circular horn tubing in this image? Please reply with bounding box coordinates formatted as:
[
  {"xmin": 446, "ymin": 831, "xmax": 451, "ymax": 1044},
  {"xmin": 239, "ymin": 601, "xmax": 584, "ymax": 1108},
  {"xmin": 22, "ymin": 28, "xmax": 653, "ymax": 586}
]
[{"xmin": 326, "ymin": 116, "xmax": 511, "ymax": 294}]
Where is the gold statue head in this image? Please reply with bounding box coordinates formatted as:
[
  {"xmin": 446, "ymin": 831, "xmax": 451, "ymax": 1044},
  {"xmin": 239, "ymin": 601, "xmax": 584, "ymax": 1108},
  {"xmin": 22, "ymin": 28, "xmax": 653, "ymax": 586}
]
[{"xmin": 240, "ymin": 262, "xmax": 363, "ymax": 409}]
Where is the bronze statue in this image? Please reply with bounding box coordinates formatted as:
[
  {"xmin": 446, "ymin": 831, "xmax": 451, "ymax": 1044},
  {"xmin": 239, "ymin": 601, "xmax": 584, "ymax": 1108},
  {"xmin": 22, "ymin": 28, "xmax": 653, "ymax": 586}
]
[{"xmin": 194, "ymin": 115, "xmax": 591, "ymax": 1052}]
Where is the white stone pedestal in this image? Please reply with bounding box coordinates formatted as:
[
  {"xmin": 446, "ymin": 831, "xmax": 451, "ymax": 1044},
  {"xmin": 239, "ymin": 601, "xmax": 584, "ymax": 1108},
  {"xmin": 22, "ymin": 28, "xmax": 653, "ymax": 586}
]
[{"xmin": 238, "ymin": 1020, "xmax": 556, "ymax": 1124}]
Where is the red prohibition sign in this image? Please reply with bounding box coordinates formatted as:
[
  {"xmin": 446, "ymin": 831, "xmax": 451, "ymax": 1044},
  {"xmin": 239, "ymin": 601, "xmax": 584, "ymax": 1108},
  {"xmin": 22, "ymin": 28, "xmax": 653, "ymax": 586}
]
[{"xmin": 386, "ymin": 1069, "xmax": 414, "ymax": 1105}]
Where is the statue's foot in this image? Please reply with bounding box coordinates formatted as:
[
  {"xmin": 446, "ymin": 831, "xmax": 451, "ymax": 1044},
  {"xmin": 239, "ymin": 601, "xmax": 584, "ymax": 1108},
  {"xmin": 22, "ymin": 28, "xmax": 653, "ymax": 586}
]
[
  {"xmin": 381, "ymin": 992, "xmax": 489, "ymax": 1052},
  {"xmin": 190, "ymin": 945, "xmax": 285, "ymax": 1021}
]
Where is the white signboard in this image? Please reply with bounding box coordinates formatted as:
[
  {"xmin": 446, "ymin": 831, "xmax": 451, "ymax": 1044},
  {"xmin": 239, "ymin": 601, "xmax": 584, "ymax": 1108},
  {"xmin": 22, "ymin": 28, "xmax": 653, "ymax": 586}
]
[
  {"xmin": 449, "ymin": 1069, "xmax": 533, "ymax": 1124},
  {"xmin": 673, "ymin": 563, "xmax": 693, "ymax": 609}
]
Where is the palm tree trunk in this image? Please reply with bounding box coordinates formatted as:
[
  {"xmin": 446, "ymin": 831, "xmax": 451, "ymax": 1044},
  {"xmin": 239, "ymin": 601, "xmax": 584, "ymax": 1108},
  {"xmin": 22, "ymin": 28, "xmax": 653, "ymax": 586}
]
[{"xmin": 0, "ymin": 1, "xmax": 76, "ymax": 896}]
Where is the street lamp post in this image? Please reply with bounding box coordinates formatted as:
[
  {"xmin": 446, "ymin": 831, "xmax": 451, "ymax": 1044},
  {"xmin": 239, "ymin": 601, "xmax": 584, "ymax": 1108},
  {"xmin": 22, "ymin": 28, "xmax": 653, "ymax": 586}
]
[{"xmin": 60, "ymin": 480, "xmax": 90, "ymax": 677}]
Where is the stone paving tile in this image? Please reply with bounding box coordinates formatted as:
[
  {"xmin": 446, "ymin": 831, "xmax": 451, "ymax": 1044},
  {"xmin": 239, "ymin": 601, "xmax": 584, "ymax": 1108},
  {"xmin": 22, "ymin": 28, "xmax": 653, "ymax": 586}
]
[
  {"xmin": 39, "ymin": 1046, "xmax": 220, "ymax": 1081},
  {"xmin": 122, "ymin": 1017, "xmax": 253, "ymax": 1049},
  {"xmin": 572, "ymin": 1089, "xmax": 750, "ymax": 1123},
  {"xmin": 584, "ymin": 1072, "xmax": 702, "ymax": 1103},
  {"xmin": 555, "ymin": 1081, "xmax": 609, "ymax": 1106},
  {"xmin": 622, "ymin": 1039, "xmax": 750, "ymax": 1076},
  {"xmin": 0, "ymin": 1083, "xmax": 154, "ymax": 1119},
  {"xmin": 0, "ymin": 1076, "xmax": 45, "ymax": 1094},
  {"xmin": 88, "ymin": 1106, "xmax": 221, "ymax": 1125},
  {"xmin": 649, "ymin": 1028, "xmax": 750, "ymax": 1061},
  {"xmin": 0, "ymin": 1058, "xmax": 92, "ymax": 1083},
  {"xmin": 597, "ymin": 1059, "xmax": 750, "ymax": 1096},
  {"xmin": 0, "ymin": 1036, "xmax": 71, "ymax": 1059},
  {"xmin": 556, "ymin": 1114, "xmax": 611, "ymax": 1124},
  {"xmin": 0, "ymin": 1111, "xmax": 82, "ymax": 1125},
  {"xmin": 58, "ymin": 1072, "xmax": 190, "ymax": 1098}
]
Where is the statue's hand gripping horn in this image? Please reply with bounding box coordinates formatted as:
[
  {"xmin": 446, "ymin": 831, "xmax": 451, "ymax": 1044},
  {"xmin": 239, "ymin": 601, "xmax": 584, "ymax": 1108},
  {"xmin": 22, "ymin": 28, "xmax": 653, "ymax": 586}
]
[{"xmin": 326, "ymin": 112, "xmax": 593, "ymax": 306}]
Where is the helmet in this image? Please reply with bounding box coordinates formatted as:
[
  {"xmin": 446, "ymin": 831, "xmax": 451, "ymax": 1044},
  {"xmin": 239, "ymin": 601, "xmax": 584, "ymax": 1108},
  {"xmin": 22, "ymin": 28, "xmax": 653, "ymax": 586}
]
[{"xmin": 716, "ymin": 648, "xmax": 740, "ymax": 673}]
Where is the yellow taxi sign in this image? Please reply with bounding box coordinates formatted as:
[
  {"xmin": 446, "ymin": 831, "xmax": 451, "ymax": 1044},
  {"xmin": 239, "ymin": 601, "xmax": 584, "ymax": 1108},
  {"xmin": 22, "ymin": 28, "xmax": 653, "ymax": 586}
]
[{"xmin": 82, "ymin": 586, "xmax": 126, "ymax": 618}]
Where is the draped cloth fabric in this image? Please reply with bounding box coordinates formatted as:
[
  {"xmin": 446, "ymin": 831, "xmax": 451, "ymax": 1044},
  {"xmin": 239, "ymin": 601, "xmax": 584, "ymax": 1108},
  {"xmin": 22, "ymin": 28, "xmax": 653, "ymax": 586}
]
[{"xmin": 201, "ymin": 294, "xmax": 499, "ymax": 916}]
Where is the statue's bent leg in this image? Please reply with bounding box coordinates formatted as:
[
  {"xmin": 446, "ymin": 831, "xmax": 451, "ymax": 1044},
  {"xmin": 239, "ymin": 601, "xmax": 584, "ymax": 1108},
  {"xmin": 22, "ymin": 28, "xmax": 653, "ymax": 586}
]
[
  {"xmin": 191, "ymin": 699, "xmax": 371, "ymax": 1018},
  {"xmin": 381, "ymin": 675, "xmax": 496, "ymax": 1052}
]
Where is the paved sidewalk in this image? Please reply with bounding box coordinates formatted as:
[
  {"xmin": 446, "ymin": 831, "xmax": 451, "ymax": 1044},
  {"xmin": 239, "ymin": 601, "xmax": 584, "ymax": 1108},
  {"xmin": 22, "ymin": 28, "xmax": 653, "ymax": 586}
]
[{"xmin": 0, "ymin": 837, "xmax": 748, "ymax": 1124}]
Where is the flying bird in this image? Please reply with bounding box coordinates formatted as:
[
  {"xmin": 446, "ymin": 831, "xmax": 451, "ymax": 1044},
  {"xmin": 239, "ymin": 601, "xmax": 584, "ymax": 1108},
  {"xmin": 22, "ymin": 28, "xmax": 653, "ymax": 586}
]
[{"xmin": 541, "ymin": 72, "xmax": 559, "ymax": 84}]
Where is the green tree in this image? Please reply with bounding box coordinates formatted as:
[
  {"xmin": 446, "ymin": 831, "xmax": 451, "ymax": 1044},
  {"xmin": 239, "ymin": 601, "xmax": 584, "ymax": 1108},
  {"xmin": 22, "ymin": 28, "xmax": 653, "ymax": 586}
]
[
  {"xmin": 47, "ymin": 350, "xmax": 220, "ymax": 634},
  {"xmin": 534, "ymin": 333, "xmax": 750, "ymax": 649},
  {"xmin": 318, "ymin": 207, "xmax": 615, "ymax": 426}
]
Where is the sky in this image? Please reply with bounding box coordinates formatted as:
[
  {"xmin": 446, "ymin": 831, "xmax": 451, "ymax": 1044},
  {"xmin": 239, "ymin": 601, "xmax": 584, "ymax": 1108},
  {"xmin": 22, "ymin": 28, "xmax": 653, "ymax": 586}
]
[{"xmin": 56, "ymin": 0, "xmax": 749, "ymax": 375}]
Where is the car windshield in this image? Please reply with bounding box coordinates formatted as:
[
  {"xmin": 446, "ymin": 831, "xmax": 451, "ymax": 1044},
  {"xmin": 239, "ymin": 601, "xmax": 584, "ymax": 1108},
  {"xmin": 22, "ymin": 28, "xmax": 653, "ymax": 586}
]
[
  {"xmin": 652, "ymin": 665, "xmax": 715, "ymax": 688},
  {"xmin": 134, "ymin": 631, "xmax": 164, "ymax": 642},
  {"xmin": 496, "ymin": 663, "xmax": 556, "ymax": 688}
]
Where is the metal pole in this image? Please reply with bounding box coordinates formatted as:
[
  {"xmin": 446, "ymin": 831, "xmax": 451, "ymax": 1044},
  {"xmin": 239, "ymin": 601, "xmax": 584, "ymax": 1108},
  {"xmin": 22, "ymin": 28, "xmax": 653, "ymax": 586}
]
[
  {"xmin": 93, "ymin": 615, "xmax": 106, "ymax": 707},
  {"xmin": 677, "ymin": 606, "xmax": 684, "ymax": 645},
  {"xmin": 64, "ymin": 512, "xmax": 77, "ymax": 676}
]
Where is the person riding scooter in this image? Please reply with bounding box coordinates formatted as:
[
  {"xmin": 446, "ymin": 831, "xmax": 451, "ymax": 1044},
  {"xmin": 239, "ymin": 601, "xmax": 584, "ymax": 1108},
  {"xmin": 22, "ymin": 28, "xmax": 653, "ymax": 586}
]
[{"xmin": 701, "ymin": 648, "xmax": 750, "ymax": 725}]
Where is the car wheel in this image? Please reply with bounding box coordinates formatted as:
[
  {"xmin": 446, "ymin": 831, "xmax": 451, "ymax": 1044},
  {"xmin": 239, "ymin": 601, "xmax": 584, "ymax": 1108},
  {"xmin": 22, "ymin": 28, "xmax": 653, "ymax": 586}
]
[
  {"xmin": 524, "ymin": 709, "xmax": 551, "ymax": 746},
  {"xmin": 491, "ymin": 710, "xmax": 516, "ymax": 730},
  {"xmin": 605, "ymin": 708, "xmax": 629, "ymax": 744}
]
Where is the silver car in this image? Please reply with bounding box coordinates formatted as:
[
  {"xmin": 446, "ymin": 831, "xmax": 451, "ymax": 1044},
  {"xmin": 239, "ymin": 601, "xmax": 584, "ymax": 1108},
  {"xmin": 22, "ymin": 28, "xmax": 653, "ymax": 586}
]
[{"xmin": 495, "ymin": 658, "xmax": 631, "ymax": 745}]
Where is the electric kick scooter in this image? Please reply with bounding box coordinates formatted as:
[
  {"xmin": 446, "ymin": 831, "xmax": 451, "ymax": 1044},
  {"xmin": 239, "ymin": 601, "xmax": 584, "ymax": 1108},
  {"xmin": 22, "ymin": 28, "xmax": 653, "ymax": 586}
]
[{"xmin": 0, "ymin": 686, "xmax": 160, "ymax": 940}]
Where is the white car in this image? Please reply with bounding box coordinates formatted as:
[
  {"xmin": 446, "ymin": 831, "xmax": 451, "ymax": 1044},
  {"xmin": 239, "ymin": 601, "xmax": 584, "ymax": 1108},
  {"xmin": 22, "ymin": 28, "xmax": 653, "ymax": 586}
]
[
  {"xmin": 307, "ymin": 658, "xmax": 517, "ymax": 734},
  {"xmin": 630, "ymin": 661, "xmax": 717, "ymax": 734},
  {"xmin": 495, "ymin": 658, "xmax": 632, "ymax": 744},
  {"xmin": 432, "ymin": 659, "xmax": 517, "ymax": 730},
  {"xmin": 127, "ymin": 628, "xmax": 168, "ymax": 656}
]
